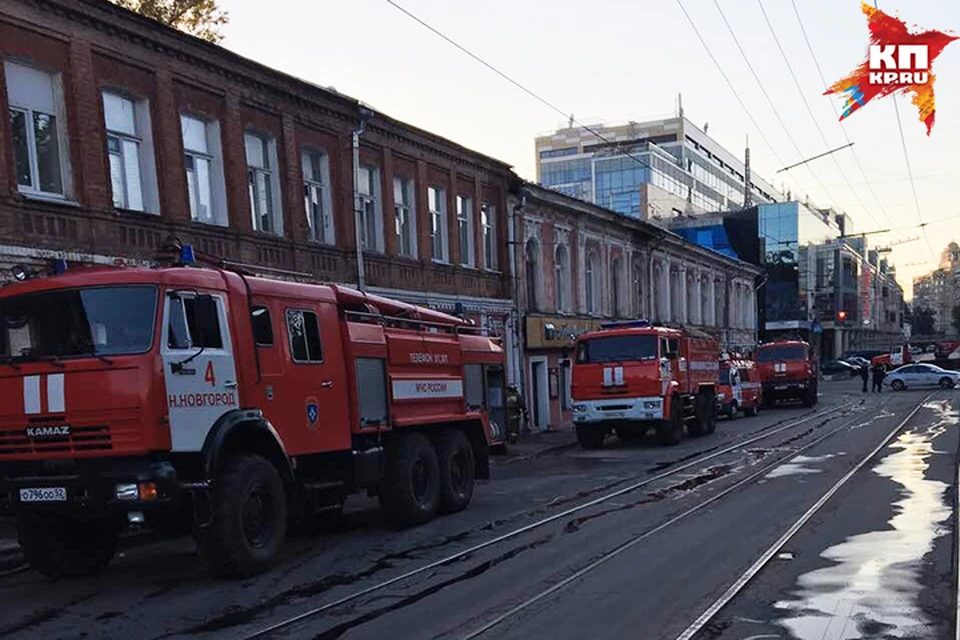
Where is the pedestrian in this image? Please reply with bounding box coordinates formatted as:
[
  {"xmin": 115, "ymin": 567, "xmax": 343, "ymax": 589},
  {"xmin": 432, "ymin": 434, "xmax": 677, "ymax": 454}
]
[
  {"xmin": 859, "ymin": 364, "xmax": 869, "ymax": 393},
  {"xmin": 872, "ymin": 362, "xmax": 885, "ymax": 392}
]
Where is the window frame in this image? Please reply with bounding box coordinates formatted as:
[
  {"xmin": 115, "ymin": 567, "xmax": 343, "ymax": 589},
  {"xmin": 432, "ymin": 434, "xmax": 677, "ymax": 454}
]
[
  {"xmin": 428, "ymin": 186, "xmax": 448, "ymax": 262},
  {"xmin": 358, "ymin": 164, "xmax": 382, "ymax": 253},
  {"xmin": 246, "ymin": 131, "xmax": 282, "ymax": 235},
  {"xmin": 165, "ymin": 292, "xmax": 226, "ymax": 352},
  {"xmin": 102, "ymin": 91, "xmax": 150, "ymax": 212},
  {"xmin": 180, "ymin": 113, "xmax": 223, "ymax": 226},
  {"xmin": 250, "ymin": 305, "xmax": 274, "ymax": 347},
  {"xmin": 393, "ymin": 175, "xmax": 417, "ymax": 258},
  {"xmin": 285, "ymin": 308, "xmax": 324, "ymax": 364},
  {"xmin": 302, "ymin": 149, "xmax": 333, "ymax": 245},
  {"xmin": 457, "ymin": 194, "xmax": 474, "ymax": 267},
  {"xmin": 481, "ymin": 202, "xmax": 497, "ymax": 271}
]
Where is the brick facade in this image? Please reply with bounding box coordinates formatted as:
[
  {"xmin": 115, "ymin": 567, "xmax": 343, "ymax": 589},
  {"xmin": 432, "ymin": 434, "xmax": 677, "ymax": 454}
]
[{"xmin": 0, "ymin": 0, "xmax": 516, "ymax": 316}]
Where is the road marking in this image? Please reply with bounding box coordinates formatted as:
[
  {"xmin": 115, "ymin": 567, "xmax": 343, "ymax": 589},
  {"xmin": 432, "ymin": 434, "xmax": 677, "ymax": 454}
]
[
  {"xmin": 673, "ymin": 392, "xmax": 934, "ymax": 640},
  {"xmin": 238, "ymin": 402, "xmax": 858, "ymax": 640}
]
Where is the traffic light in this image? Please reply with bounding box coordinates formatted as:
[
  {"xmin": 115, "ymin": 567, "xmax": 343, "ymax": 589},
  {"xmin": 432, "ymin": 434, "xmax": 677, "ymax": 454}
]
[{"xmin": 837, "ymin": 310, "xmax": 848, "ymax": 323}]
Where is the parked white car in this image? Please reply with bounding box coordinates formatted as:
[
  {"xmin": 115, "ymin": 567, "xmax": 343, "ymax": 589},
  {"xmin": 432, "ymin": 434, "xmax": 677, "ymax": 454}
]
[{"xmin": 884, "ymin": 364, "xmax": 960, "ymax": 391}]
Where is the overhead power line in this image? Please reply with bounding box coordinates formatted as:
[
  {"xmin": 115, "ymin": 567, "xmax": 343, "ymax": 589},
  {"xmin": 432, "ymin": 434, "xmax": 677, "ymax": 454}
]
[
  {"xmin": 383, "ymin": 0, "xmax": 661, "ymax": 187},
  {"xmin": 709, "ymin": 0, "xmax": 838, "ymax": 207},
  {"xmin": 755, "ymin": 0, "xmax": 884, "ymax": 233},
  {"xmin": 788, "ymin": 0, "xmax": 905, "ymax": 239}
]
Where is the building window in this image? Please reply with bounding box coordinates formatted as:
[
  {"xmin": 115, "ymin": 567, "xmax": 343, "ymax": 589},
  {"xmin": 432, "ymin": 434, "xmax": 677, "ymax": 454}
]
[
  {"xmin": 245, "ymin": 132, "xmax": 282, "ymax": 235},
  {"xmin": 457, "ymin": 195, "xmax": 474, "ymax": 266},
  {"xmin": 586, "ymin": 251, "xmax": 600, "ymax": 315},
  {"xmin": 5, "ymin": 61, "xmax": 69, "ymax": 197},
  {"xmin": 358, "ymin": 165, "xmax": 383, "ymax": 252},
  {"xmin": 429, "ymin": 187, "xmax": 448, "ymax": 262},
  {"xmin": 181, "ymin": 114, "xmax": 225, "ymax": 226},
  {"xmin": 481, "ymin": 202, "xmax": 497, "ymax": 270},
  {"xmin": 103, "ymin": 91, "xmax": 157, "ymax": 213},
  {"xmin": 525, "ymin": 239, "xmax": 540, "ymax": 311},
  {"xmin": 555, "ymin": 244, "xmax": 569, "ymax": 312},
  {"xmin": 303, "ymin": 150, "xmax": 333, "ymax": 244},
  {"xmin": 394, "ymin": 175, "xmax": 416, "ymax": 257},
  {"xmin": 611, "ymin": 257, "xmax": 622, "ymax": 317},
  {"xmin": 633, "ymin": 262, "xmax": 644, "ymax": 317}
]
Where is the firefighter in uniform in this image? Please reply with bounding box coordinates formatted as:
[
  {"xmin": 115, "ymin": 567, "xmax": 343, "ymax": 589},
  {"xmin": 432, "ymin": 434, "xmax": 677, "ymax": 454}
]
[{"xmin": 505, "ymin": 384, "xmax": 527, "ymax": 444}]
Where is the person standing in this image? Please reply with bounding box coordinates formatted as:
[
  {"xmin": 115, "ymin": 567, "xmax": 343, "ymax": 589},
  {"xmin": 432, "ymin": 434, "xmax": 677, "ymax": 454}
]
[
  {"xmin": 505, "ymin": 384, "xmax": 527, "ymax": 444},
  {"xmin": 859, "ymin": 363, "xmax": 869, "ymax": 393},
  {"xmin": 872, "ymin": 362, "xmax": 885, "ymax": 392}
]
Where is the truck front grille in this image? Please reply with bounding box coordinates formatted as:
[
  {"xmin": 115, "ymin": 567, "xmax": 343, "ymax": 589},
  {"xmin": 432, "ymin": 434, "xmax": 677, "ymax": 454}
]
[{"xmin": 0, "ymin": 424, "xmax": 113, "ymax": 456}]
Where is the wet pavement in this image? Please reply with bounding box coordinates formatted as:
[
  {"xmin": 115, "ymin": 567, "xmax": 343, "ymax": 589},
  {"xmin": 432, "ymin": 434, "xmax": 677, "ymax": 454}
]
[{"xmin": 1, "ymin": 381, "xmax": 956, "ymax": 640}]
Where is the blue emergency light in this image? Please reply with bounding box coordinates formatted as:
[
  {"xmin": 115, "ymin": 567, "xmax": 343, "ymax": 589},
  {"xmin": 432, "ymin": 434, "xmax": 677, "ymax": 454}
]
[
  {"xmin": 600, "ymin": 319, "xmax": 651, "ymax": 329},
  {"xmin": 179, "ymin": 244, "xmax": 196, "ymax": 265}
]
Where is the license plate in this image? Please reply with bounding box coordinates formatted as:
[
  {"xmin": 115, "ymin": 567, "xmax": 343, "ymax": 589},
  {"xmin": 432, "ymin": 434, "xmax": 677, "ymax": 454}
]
[
  {"xmin": 775, "ymin": 385, "xmax": 788, "ymax": 390},
  {"xmin": 607, "ymin": 412, "xmax": 625, "ymax": 419},
  {"xmin": 19, "ymin": 487, "xmax": 66, "ymax": 502}
]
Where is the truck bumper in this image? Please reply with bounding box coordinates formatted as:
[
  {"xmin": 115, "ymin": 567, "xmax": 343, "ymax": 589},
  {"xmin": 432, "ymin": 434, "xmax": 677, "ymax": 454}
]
[
  {"xmin": 0, "ymin": 457, "xmax": 181, "ymax": 517},
  {"xmin": 572, "ymin": 396, "xmax": 664, "ymax": 424},
  {"xmin": 762, "ymin": 380, "xmax": 810, "ymax": 399}
]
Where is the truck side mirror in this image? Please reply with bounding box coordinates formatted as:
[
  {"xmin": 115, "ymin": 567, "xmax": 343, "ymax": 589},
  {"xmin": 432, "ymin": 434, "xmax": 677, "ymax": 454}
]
[{"xmin": 193, "ymin": 294, "xmax": 219, "ymax": 346}]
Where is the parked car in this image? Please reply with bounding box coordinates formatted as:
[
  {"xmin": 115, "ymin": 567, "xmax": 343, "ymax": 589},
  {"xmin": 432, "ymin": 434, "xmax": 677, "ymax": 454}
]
[
  {"xmin": 908, "ymin": 346, "xmax": 923, "ymax": 356},
  {"xmin": 842, "ymin": 356, "xmax": 870, "ymax": 369},
  {"xmin": 821, "ymin": 360, "xmax": 860, "ymax": 378},
  {"xmin": 884, "ymin": 363, "xmax": 960, "ymax": 391}
]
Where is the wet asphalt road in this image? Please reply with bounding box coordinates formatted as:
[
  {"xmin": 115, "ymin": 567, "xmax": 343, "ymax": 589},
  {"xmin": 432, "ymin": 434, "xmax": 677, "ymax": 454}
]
[{"xmin": 0, "ymin": 380, "xmax": 956, "ymax": 640}]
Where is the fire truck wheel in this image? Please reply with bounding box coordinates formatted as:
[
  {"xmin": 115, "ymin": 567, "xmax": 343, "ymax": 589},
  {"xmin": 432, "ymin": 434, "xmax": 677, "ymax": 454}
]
[
  {"xmin": 576, "ymin": 425, "xmax": 605, "ymax": 449},
  {"xmin": 656, "ymin": 397, "xmax": 684, "ymax": 446},
  {"xmin": 726, "ymin": 401, "xmax": 739, "ymax": 420},
  {"xmin": 381, "ymin": 432, "xmax": 441, "ymax": 526},
  {"xmin": 802, "ymin": 382, "xmax": 818, "ymax": 407},
  {"xmin": 198, "ymin": 454, "xmax": 288, "ymax": 578},
  {"xmin": 435, "ymin": 429, "xmax": 476, "ymax": 514},
  {"xmin": 17, "ymin": 513, "xmax": 119, "ymax": 579}
]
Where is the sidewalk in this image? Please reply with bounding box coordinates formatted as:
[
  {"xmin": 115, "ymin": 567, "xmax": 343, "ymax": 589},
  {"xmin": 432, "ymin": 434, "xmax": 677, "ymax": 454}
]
[{"xmin": 492, "ymin": 427, "xmax": 578, "ymax": 464}]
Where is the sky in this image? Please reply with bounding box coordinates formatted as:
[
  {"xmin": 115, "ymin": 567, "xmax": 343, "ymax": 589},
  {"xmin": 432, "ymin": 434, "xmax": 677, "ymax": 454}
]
[{"xmin": 216, "ymin": 0, "xmax": 960, "ymax": 300}]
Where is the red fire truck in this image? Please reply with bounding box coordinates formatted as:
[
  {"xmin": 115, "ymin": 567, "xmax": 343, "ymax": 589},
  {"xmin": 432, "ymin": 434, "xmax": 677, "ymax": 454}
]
[
  {"xmin": 871, "ymin": 345, "xmax": 912, "ymax": 371},
  {"xmin": 570, "ymin": 321, "xmax": 719, "ymax": 449},
  {"xmin": 717, "ymin": 359, "xmax": 762, "ymax": 419},
  {"xmin": 755, "ymin": 339, "xmax": 818, "ymax": 407},
  {"xmin": 0, "ymin": 248, "xmax": 505, "ymax": 578}
]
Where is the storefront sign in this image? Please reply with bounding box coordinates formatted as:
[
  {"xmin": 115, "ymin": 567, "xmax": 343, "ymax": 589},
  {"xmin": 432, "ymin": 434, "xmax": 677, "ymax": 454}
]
[{"xmin": 525, "ymin": 316, "xmax": 605, "ymax": 349}]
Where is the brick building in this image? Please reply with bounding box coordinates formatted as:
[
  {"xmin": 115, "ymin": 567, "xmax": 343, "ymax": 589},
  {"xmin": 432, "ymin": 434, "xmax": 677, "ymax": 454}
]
[
  {"xmin": 0, "ymin": 0, "xmax": 517, "ymax": 349},
  {"xmin": 512, "ymin": 184, "xmax": 761, "ymax": 432}
]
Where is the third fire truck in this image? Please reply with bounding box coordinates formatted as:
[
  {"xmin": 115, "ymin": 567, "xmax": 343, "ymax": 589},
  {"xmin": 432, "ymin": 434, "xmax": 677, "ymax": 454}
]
[
  {"xmin": 571, "ymin": 321, "xmax": 718, "ymax": 448},
  {"xmin": 0, "ymin": 247, "xmax": 505, "ymax": 579},
  {"xmin": 755, "ymin": 339, "xmax": 818, "ymax": 407}
]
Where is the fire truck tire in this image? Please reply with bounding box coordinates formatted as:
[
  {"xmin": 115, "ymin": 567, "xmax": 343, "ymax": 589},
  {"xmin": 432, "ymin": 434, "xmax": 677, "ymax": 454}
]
[
  {"xmin": 380, "ymin": 432, "xmax": 441, "ymax": 526},
  {"xmin": 726, "ymin": 401, "xmax": 739, "ymax": 420},
  {"xmin": 576, "ymin": 425, "xmax": 605, "ymax": 449},
  {"xmin": 656, "ymin": 397, "xmax": 684, "ymax": 446},
  {"xmin": 17, "ymin": 513, "xmax": 118, "ymax": 579},
  {"xmin": 198, "ymin": 454, "xmax": 288, "ymax": 578},
  {"xmin": 802, "ymin": 381, "xmax": 818, "ymax": 407},
  {"xmin": 435, "ymin": 429, "xmax": 475, "ymax": 514}
]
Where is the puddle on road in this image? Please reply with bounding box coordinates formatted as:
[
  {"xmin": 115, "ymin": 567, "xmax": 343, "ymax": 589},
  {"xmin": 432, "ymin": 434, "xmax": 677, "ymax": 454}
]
[
  {"xmin": 773, "ymin": 400, "xmax": 957, "ymax": 639},
  {"xmin": 765, "ymin": 454, "xmax": 844, "ymax": 479}
]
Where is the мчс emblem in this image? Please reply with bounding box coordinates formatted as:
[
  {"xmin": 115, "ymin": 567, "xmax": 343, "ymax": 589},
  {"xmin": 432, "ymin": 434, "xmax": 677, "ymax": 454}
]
[{"xmin": 306, "ymin": 398, "xmax": 319, "ymax": 429}]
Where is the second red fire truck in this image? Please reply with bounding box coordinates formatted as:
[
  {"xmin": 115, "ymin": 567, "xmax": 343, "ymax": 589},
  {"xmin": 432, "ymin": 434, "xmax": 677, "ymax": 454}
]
[
  {"xmin": 755, "ymin": 339, "xmax": 818, "ymax": 407},
  {"xmin": 570, "ymin": 321, "xmax": 719, "ymax": 448},
  {"xmin": 0, "ymin": 247, "xmax": 505, "ymax": 579}
]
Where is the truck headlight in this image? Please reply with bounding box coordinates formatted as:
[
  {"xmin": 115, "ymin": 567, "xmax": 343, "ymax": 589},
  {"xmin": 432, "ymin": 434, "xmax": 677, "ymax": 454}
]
[
  {"xmin": 115, "ymin": 483, "xmax": 138, "ymax": 501},
  {"xmin": 717, "ymin": 393, "xmax": 726, "ymax": 400},
  {"xmin": 643, "ymin": 400, "xmax": 661, "ymax": 409},
  {"xmin": 572, "ymin": 404, "xmax": 587, "ymax": 413}
]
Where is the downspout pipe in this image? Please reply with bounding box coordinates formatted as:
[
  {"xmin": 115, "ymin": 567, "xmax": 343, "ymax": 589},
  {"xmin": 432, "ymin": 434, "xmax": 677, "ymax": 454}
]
[{"xmin": 352, "ymin": 105, "xmax": 375, "ymax": 291}]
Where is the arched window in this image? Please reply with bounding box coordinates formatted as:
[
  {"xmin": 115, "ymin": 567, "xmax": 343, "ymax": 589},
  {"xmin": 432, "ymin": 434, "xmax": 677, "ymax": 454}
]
[
  {"xmin": 611, "ymin": 257, "xmax": 622, "ymax": 317},
  {"xmin": 554, "ymin": 245, "xmax": 569, "ymax": 312},
  {"xmin": 585, "ymin": 250, "xmax": 600, "ymax": 315},
  {"xmin": 525, "ymin": 239, "xmax": 539, "ymax": 312},
  {"xmin": 652, "ymin": 264, "xmax": 662, "ymax": 322}
]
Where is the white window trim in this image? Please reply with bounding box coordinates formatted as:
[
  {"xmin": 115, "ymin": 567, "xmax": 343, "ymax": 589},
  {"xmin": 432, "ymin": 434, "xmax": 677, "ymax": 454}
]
[
  {"xmin": 303, "ymin": 149, "xmax": 334, "ymax": 245},
  {"xmin": 5, "ymin": 62, "xmax": 72, "ymax": 199},
  {"xmin": 358, "ymin": 164, "xmax": 384, "ymax": 253},
  {"xmin": 103, "ymin": 90, "xmax": 159, "ymax": 214},
  {"xmin": 181, "ymin": 114, "xmax": 227, "ymax": 227},
  {"xmin": 394, "ymin": 175, "xmax": 417, "ymax": 258},
  {"xmin": 429, "ymin": 186, "xmax": 449, "ymax": 263},
  {"xmin": 457, "ymin": 195, "xmax": 475, "ymax": 267},
  {"xmin": 246, "ymin": 131, "xmax": 283, "ymax": 236},
  {"xmin": 481, "ymin": 202, "xmax": 498, "ymax": 272}
]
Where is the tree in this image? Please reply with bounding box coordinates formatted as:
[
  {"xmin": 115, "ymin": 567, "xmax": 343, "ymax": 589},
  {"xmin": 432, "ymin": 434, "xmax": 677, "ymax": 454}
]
[
  {"xmin": 913, "ymin": 307, "xmax": 936, "ymax": 336},
  {"xmin": 953, "ymin": 305, "xmax": 960, "ymax": 335},
  {"xmin": 112, "ymin": 0, "xmax": 228, "ymax": 43}
]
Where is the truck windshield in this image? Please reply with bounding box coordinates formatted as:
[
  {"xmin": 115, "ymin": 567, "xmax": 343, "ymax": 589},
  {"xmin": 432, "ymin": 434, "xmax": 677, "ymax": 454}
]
[
  {"xmin": 0, "ymin": 286, "xmax": 157, "ymax": 360},
  {"xmin": 576, "ymin": 335, "xmax": 658, "ymax": 364},
  {"xmin": 757, "ymin": 345, "xmax": 806, "ymax": 362},
  {"xmin": 718, "ymin": 368, "xmax": 731, "ymax": 385}
]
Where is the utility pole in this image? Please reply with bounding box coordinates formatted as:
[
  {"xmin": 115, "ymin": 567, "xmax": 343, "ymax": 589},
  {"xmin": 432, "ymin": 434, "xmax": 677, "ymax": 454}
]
[{"xmin": 743, "ymin": 135, "xmax": 752, "ymax": 209}]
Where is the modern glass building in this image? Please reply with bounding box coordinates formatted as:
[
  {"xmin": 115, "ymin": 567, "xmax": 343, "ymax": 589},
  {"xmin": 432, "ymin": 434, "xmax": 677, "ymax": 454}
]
[{"xmin": 536, "ymin": 116, "xmax": 782, "ymax": 220}]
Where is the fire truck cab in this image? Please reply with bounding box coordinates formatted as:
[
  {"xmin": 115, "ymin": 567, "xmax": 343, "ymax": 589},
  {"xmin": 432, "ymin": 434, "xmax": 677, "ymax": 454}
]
[
  {"xmin": 717, "ymin": 358, "xmax": 762, "ymax": 419},
  {"xmin": 0, "ymin": 252, "xmax": 504, "ymax": 579},
  {"xmin": 570, "ymin": 321, "xmax": 718, "ymax": 448},
  {"xmin": 871, "ymin": 345, "xmax": 912, "ymax": 371},
  {"xmin": 755, "ymin": 339, "xmax": 818, "ymax": 407}
]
